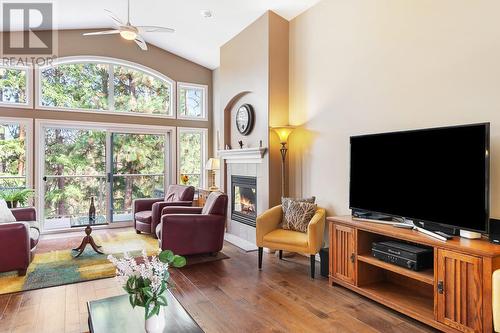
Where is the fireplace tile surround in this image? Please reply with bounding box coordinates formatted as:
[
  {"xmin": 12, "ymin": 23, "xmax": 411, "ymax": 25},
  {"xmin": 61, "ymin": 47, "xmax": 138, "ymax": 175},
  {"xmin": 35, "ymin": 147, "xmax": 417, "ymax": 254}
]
[
  {"xmin": 226, "ymin": 163, "xmax": 264, "ymax": 244},
  {"xmin": 218, "ymin": 148, "xmax": 269, "ymax": 246}
]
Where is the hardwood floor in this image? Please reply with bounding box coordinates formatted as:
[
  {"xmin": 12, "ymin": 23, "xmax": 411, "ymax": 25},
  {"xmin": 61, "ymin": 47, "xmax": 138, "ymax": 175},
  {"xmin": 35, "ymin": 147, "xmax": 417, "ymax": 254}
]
[{"xmin": 0, "ymin": 242, "xmax": 438, "ymax": 333}]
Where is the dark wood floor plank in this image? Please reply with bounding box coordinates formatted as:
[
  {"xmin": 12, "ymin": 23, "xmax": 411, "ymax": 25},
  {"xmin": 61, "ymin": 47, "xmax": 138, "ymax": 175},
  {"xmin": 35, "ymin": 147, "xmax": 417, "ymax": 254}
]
[
  {"xmin": 0, "ymin": 293, "xmax": 22, "ymax": 332},
  {"xmin": 0, "ymin": 294, "xmax": 11, "ymax": 320},
  {"xmin": 0, "ymin": 234, "xmax": 441, "ymax": 333},
  {"xmin": 171, "ymin": 269, "xmax": 238, "ymax": 333}
]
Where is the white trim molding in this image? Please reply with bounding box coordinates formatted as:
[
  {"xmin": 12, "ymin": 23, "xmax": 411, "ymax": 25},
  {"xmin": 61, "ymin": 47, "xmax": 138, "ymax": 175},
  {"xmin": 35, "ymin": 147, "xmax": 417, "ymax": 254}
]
[{"xmin": 217, "ymin": 147, "xmax": 267, "ymax": 164}]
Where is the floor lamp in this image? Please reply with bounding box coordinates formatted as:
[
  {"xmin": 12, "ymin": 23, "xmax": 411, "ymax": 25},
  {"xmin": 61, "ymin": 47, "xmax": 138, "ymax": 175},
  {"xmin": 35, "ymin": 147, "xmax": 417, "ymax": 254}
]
[{"xmin": 272, "ymin": 126, "xmax": 295, "ymax": 197}]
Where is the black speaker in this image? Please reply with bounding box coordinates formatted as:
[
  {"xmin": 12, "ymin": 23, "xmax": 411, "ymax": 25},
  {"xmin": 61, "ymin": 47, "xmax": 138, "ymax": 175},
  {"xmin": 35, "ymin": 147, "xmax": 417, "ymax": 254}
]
[
  {"xmin": 489, "ymin": 218, "xmax": 500, "ymax": 244},
  {"xmin": 319, "ymin": 248, "xmax": 329, "ymax": 277}
]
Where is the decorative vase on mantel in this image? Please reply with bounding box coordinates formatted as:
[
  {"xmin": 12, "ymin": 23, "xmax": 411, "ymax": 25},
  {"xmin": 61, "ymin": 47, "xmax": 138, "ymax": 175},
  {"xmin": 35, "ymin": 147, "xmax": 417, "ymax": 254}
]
[{"xmin": 107, "ymin": 250, "xmax": 187, "ymax": 333}]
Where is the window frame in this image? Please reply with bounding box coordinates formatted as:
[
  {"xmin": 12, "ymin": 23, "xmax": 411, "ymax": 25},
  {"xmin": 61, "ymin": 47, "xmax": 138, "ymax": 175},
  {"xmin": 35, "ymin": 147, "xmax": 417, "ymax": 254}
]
[
  {"xmin": 35, "ymin": 56, "xmax": 176, "ymax": 118},
  {"xmin": 176, "ymin": 82, "xmax": 208, "ymax": 121},
  {"xmin": 35, "ymin": 119, "xmax": 177, "ymax": 233},
  {"xmin": 0, "ymin": 64, "xmax": 33, "ymax": 109},
  {"xmin": 177, "ymin": 127, "xmax": 208, "ymax": 189},
  {"xmin": 0, "ymin": 116, "xmax": 33, "ymax": 191}
]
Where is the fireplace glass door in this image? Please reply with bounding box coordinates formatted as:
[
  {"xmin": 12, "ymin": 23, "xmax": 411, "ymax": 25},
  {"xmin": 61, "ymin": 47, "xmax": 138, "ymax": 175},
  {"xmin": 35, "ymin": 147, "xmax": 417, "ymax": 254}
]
[{"xmin": 231, "ymin": 176, "xmax": 257, "ymax": 226}]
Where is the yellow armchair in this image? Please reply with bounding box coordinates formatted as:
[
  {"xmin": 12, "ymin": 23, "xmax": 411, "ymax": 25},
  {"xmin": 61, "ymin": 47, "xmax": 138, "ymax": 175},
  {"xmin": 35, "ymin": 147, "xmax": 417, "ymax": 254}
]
[{"xmin": 256, "ymin": 204, "xmax": 326, "ymax": 278}]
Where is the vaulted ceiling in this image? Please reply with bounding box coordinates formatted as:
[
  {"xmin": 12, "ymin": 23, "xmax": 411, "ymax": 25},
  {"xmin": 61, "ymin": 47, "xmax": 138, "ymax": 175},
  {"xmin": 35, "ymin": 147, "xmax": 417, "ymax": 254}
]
[{"xmin": 19, "ymin": 0, "xmax": 321, "ymax": 69}]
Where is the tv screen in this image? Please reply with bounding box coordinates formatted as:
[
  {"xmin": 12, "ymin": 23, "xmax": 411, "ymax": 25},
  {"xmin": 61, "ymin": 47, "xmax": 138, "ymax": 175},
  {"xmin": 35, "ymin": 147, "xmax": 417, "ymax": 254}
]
[{"xmin": 349, "ymin": 123, "xmax": 490, "ymax": 233}]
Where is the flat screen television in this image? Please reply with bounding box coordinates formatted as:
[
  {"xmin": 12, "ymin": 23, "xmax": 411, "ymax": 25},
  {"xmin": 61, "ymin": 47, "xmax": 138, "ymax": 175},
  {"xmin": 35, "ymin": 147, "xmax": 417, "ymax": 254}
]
[{"xmin": 349, "ymin": 123, "xmax": 490, "ymax": 233}]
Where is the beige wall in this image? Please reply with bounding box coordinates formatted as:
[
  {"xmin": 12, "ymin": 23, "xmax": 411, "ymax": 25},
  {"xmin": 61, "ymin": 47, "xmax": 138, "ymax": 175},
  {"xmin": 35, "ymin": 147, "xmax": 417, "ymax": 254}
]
[
  {"xmin": 268, "ymin": 12, "xmax": 290, "ymax": 203},
  {"xmin": 212, "ymin": 67, "xmax": 222, "ymax": 187},
  {"xmin": 0, "ymin": 29, "xmax": 213, "ymax": 184},
  {"xmin": 218, "ymin": 11, "xmax": 289, "ymax": 208},
  {"xmin": 220, "ymin": 13, "xmax": 270, "ymax": 151},
  {"xmin": 219, "ymin": 11, "xmax": 271, "ymax": 212},
  {"xmin": 289, "ymin": 0, "xmax": 500, "ymax": 219}
]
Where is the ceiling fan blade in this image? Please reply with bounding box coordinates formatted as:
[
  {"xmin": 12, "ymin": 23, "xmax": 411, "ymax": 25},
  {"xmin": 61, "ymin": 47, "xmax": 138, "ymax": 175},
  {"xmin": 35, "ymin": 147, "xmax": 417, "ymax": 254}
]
[
  {"xmin": 137, "ymin": 26, "xmax": 175, "ymax": 33},
  {"xmin": 104, "ymin": 9, "xmax": 124, "ymax": 26},
  {"xmin": 83, "ymin": 30, "xmax": 121, "ymax": 36},
  {"xmin": 134, "ymin": 35, "xmax": 148, "ymax": 51}
]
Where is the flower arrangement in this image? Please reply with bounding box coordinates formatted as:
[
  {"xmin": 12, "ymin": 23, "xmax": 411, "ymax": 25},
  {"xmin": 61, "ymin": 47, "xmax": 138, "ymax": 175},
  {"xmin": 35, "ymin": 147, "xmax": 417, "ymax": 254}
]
[
  {"xmin": 108, "ymin": 250, "xmax": 186, "ymax": 320},
  {"xmin": 180, "ymin": 174, "xmax": 189, "ymax": 185}
]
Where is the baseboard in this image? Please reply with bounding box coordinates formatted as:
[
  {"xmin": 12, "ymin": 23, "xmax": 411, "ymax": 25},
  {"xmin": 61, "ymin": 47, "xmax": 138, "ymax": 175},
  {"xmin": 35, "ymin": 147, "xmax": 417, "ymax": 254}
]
[{"xmin": 224, "ymin": 233, "xmax": 258, "ymax": 252}]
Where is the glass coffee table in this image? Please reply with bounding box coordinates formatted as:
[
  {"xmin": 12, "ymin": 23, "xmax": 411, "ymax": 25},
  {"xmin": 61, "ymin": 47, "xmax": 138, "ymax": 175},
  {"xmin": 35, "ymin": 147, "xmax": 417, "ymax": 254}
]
[
  {"xmin": 87, "ymin": 291, "xmax": 203, "ymax": 333},
  {"xmin": 71, "ymin": 216, "xmax": 108, "ymax": 258}
]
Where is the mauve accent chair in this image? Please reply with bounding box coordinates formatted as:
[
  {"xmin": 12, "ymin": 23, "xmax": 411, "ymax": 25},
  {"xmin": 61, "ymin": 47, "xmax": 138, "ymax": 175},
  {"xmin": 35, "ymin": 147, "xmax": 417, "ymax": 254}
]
[
  {"xmin": 0, "ymin": 207, "xmax": 39, "ymax": 276},
  {"xmin": 156, "ymin": 192, "xmax": 228, "ymax": 256},
  {"xmin": 133, "ymin": 184, "xmax": 195, "ymax": 237}
]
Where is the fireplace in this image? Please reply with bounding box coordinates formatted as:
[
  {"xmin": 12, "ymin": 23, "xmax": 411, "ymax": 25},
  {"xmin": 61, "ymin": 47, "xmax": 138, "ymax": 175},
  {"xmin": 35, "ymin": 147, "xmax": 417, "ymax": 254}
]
[{"xmin": 231, "ymin": 175, "xmax": 257, "ymax": 227}]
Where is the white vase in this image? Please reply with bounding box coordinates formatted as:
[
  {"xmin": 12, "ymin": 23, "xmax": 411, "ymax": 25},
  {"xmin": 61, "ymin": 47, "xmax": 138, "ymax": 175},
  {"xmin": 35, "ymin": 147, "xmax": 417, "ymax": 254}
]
[{"xmin": 145, "ymin": 307, "xmax": 166, "ymax": 333}]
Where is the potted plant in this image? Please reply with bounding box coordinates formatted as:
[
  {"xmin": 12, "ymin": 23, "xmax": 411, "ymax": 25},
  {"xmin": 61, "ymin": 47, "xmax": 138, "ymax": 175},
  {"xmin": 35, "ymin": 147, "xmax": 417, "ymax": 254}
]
[
  {"xmin": 108, "ymin": 250, "xmax": 186, "ymax": 333},
  {"xmin": 0, "ymin": 188, "xmax": 34, "ymax": 208}
]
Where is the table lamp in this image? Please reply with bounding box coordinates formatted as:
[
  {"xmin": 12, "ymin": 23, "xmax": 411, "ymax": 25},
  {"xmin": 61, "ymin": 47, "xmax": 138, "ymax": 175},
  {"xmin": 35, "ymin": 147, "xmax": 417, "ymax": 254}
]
[{"xmin": 205, "ymin": 158, "xmax": 220, "ymax": 191}]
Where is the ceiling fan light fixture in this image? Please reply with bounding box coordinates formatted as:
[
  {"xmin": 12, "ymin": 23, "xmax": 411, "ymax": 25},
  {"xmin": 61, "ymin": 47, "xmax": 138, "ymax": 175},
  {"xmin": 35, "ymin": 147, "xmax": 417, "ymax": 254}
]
[{"xmin": 120, "ymin": 30, "xmax": 137, "ymax": 40}]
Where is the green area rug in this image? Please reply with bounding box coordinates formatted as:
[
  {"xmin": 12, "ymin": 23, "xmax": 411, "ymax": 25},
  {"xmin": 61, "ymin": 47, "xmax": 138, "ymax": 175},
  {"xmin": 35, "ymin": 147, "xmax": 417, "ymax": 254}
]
[
  {"xmin": 0, "ymin": 229, "xmax": 229, "ymax": 295},
  {"xmin": 0, "ymin": 229, "xmax": 159, "ymax": 295}
]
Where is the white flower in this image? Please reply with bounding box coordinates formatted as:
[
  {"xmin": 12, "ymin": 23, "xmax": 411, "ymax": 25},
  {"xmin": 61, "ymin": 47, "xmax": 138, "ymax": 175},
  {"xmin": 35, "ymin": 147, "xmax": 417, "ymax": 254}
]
[{"xmin": 108, "ymin": 251, "xmax": 172, "ymax": 298}]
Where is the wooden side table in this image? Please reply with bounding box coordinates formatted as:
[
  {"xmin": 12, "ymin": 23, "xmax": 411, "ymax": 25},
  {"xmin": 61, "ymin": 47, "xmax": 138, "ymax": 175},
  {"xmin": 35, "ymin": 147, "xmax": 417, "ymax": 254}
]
[{"xmin": 196, "ymin": 188, "xmax": 213, "ymax": 207}]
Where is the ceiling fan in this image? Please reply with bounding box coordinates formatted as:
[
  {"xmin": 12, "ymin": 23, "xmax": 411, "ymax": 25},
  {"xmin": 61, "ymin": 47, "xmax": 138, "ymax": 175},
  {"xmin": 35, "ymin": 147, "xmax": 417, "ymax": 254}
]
[{"xmin": 83, "ymin": 0, "xmax": 175, "ymax": 51}]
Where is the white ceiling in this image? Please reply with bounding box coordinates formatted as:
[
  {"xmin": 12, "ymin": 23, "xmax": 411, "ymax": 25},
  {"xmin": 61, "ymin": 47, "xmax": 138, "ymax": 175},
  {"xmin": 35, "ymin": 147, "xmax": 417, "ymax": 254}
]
[{"xmin": 39, "ymin": 0, "xmax": 321, "ymax": 69}]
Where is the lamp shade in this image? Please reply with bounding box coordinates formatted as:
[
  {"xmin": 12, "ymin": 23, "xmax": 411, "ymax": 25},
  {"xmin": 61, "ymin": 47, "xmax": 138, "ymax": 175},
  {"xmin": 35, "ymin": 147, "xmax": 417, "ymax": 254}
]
[
  {"xmin": 205, "ymin": 158, "xmax": 220, "ymax": 170},
  {"xmin": 272, "ymin": 126, "xmax": 295, "ymax": 143}
]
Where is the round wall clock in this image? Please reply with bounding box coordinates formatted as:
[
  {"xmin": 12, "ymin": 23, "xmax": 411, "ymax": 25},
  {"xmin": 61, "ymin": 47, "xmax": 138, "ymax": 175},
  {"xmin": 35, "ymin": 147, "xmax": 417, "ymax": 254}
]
[{"xmin": 235, "ymin": 104, "xmax": 255, "ymax": 136}]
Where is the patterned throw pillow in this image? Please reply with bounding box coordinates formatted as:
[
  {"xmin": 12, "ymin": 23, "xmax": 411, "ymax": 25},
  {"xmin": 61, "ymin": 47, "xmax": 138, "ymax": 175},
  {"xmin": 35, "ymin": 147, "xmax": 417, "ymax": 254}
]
[
  {"xmin": 282, "ymin": 200, "xmax": 317, "ymax": 233},
  {"xmin": 281, "ymin": 197, "xmax": 315, "ymax": 226}
]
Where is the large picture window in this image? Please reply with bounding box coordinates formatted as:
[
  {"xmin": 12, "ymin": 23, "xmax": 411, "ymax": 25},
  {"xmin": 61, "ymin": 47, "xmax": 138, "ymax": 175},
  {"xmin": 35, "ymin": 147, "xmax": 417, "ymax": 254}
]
[
  {"xmin": 37, "ymin": 120, "xmax": 174, "ymax": 231},
  {"xmin": 178, "ymin": 127, "xmax": 207, "ymax": 188},
  {"xmin": 0, "ymin": 66, "xmax": 30, "ymax": 107},
  {"xmin": 38, "ymin": 57, "xmax": 174, "ymax": 117}
]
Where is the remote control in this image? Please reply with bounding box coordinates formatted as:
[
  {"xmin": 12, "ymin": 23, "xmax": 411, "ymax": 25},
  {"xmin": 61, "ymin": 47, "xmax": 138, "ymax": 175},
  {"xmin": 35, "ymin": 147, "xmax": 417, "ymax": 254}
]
[
  {"xmin": 434, "ymin": 231, "xmax": 453, "ymax": 240},
  {"xmin": 392, "ymin": 223, "xmax": 414, "ymax": 229}
]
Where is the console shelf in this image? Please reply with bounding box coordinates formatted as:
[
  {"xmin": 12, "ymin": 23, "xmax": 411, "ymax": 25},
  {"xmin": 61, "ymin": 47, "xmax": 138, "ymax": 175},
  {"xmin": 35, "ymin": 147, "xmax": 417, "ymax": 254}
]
[
  {"xmin": 358, "ymin": 280, "xmax": 434, "ymax": 320},
  {"xmin": 357, "ymin": 254, "xmax": 434, "ymax": 285},
  {"xmin": 328, "ymin": 215, "xmax": 500, "ymax": 333}
]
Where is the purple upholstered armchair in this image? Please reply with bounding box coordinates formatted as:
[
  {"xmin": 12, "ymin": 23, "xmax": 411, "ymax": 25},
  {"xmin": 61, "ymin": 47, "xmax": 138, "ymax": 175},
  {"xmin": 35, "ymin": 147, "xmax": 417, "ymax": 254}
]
[
  {"xmin": 0, "ymin": 207, "xmax": 39, "ymax": 276},
  {"xmin": 133, "ymin": 185, "xmax": 195, "ymax": 237},
  {"xmin": 156, "ymin": 192, "xmax": 228, "ymax": 256}
]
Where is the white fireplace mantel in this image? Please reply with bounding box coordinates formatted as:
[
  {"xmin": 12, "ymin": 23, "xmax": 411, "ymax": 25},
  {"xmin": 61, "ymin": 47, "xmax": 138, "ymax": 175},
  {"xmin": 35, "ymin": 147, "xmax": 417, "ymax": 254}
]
[{"xmin": 217, "ymin": 147, "xmax": 267, "ymax": 164}]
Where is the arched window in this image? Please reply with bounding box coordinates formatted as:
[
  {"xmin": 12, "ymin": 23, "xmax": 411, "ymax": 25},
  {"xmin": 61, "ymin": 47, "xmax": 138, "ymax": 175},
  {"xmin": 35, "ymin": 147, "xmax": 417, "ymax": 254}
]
[{"xmin": 37, "ymin": 57, "xmax": 174, "ymax": 117}]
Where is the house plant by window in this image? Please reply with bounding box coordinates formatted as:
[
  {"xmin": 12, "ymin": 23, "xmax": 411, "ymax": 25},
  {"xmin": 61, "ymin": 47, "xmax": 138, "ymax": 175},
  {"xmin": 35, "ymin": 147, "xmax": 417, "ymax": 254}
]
[
  {"xmin": 108, "ymin": 250, "xmax": 186, "ymax": 333},
  {"xmin": 0, "ymin": 188, "xmax": 34, "ymax": 208}
]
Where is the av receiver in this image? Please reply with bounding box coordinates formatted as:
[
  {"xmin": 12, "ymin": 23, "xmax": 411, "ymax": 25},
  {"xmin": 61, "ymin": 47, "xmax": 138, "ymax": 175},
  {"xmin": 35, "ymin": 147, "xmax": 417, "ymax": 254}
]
[{"xmin": 372, "ymin": 241, "xmax": 433, "ymax": 271}]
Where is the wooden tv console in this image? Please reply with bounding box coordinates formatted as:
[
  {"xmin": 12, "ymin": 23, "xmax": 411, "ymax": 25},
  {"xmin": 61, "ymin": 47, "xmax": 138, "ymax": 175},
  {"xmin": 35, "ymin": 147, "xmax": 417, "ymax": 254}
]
[{"xmin": 328, "ymin": 216, "xmax": 500, "ymax": 333}]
